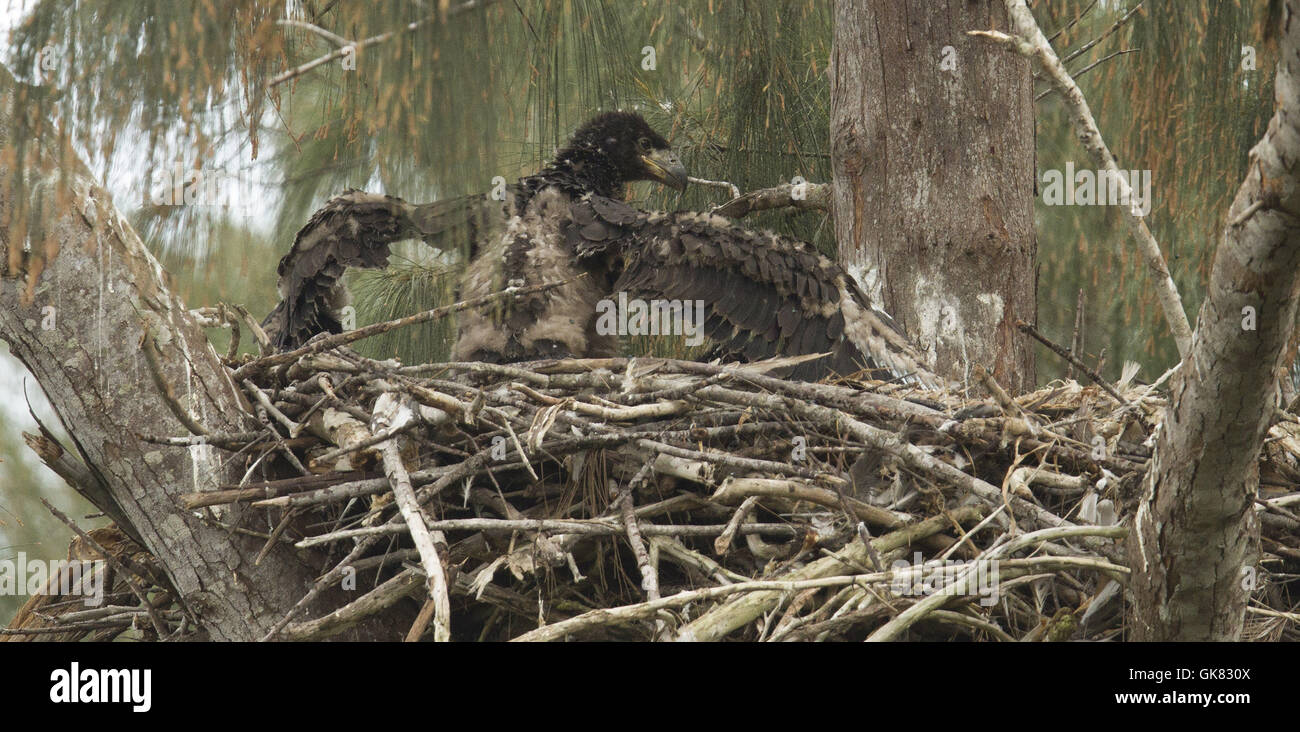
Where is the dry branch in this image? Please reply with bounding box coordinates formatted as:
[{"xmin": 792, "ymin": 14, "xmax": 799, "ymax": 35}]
[
  {"xmin": 971, "ymin": 0, "xmax": 1193, "ymax": 356},
  {"xmin": 15, "ymin": 334, "xmax": 1300, "ymax": 640}
]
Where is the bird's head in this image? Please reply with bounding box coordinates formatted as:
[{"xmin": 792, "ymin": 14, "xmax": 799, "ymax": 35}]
[{"xmin": 552, "ymin": 111, "xmax": 688, "ymax": 196}]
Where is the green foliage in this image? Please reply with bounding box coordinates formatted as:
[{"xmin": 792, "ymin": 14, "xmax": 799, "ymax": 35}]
[
  {"xmin": 348, "ymin": 245, "xmax": 460, "ymax": 363},
  {"xmin": 13, "ymin": 0, "xmax": 1284, "ymax": 628},
  {"xmin": 142, "ymin": 214, "xmax": 281, "ymax": 356},
  {"xmin": 1032, "ymin": 0, "xmax": 1277, "ymax": 381},
  {"xmin": 2, "ymin": 0, "xmax": 1281, "ymax": 376},
  {"xmin": 7, "ymin": 0, "xmax": 840, "ymax": 364},
  {"xmin": 0, "ymin": 3, "xmax": 1284, "ymax": 618}
]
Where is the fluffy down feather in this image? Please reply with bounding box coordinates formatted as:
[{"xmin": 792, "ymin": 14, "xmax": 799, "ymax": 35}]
[
  {"xmin": 451, "ymin": 188, "xmax": 616, "ymax": 361},
  {"xmin": 263, "ymin": 113, "xmax": 937, "ymax": 388}
]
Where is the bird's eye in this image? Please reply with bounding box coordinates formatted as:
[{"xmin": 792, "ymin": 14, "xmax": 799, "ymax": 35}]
[{"xmin": 637, "ymin": 137, "xmax": 651, "ymax": 152}]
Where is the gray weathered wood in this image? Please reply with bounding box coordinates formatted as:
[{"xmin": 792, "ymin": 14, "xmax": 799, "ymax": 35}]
[
  {"xmin": 0, "ymin": 68, "xmax": 400, "ymax": 641},
  {"xmin": 1128, "ymin": 0, "xmax": 1300, "ymax": 641},
  {"xmin": 830, "ymin": 0, "xmax": 1037, "ymax": 392}
]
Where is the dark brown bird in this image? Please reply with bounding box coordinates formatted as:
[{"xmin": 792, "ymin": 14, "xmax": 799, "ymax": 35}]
[
  {"xmin": 450, "ymin": 111, "xmax": 687, "ymax": 362},
  {"xmin": 261, "ymin": 112, "xmax": 939, "ymax": 386},
  {"xmin": 565, "ymin": 194, "xmax": 939, "ymax": 385},
  {"xmin": 261, "ymin": 111, "xmax": 685, "ymax": 359}
]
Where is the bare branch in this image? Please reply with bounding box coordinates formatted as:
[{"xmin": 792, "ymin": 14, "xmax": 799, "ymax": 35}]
[
  {"xmin": 971, "ymin": 1, "xmax": 1193, "ymax": 357},
  {"xmin": 712, "ymin": 181, "xmax": 832, "ymax": 219}
]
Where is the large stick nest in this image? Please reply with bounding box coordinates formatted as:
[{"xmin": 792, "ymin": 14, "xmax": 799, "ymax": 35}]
[{"xmin": 10, "ymin": 335, "xmax": 1300, "ymax": 641}]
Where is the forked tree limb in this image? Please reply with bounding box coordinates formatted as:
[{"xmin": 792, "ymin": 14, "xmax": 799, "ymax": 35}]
[
  {"xmin": 373, "ymin": 393, "xmax": 451, "ymax": 642},
  {"xmin": 269, "ymin": 0, "xmax": 494, "ymax": 87}
]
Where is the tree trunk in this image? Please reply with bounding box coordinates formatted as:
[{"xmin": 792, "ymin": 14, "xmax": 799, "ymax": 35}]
[
  {"xmin": 0, "ymin": 68, "xmax": 401, "ymax": 641},
  {"xmin": 830, "ymin": 0, "xmax": 1036, "ymax": 393},
  {"xmin": 1128, "ymin": 0, "xmax": 1300, "ymax": 641}
]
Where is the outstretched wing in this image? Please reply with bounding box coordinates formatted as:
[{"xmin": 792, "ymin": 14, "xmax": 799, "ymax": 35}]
[
  {"xmin": 262, "ymin": 191, "xmax": 417, "ymax": 350},
  {"xmin": 568, "ymin": 195, "xmax": 941, "ymax": 386},
  {"xmin": 405, "ymin": 187, "xmax": 520, "ymax": 260},
  {"xmin": 262, "ymin": 189, "xmax": 517, "ymax": 350}
]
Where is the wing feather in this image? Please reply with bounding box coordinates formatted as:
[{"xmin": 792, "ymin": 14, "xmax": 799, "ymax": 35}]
[
  {"xmin": 567, "ymin": 195, "xmax": 942, "ymax": 386},
  {"xmin": 263, "ymin": 191, "xmax": 417, "ymax": 349},
  {"xmin": 263, "ymin": 188, "xmax": 520, "ymax": 350}
]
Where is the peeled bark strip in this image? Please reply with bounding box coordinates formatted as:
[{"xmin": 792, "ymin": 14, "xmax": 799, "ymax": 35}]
[
  {"xmin": 831, "ymin": 0, "xmax": 1037, "ymax": 393},
  {"xmin": 1129, "ymin": 1, "xmax": 1300, "ymax": 641},
  {"xmin": 0, "ymin": 68, "xmax": 397, "ymax": 641}
]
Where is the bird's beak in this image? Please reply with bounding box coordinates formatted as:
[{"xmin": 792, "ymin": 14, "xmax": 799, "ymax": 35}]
[{"xmin": 641, "ymin": 148, "xmax": 689, "ymax": 191}]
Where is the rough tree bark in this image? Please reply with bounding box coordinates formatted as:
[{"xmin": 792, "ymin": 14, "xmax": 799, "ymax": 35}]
[
  {"xmin": 0, "ymin": 68, "xmax": 402, "ymax": 641},
  {"xmin": 830, "ymin": 0, "xmax": 1037, "ymax": 393},
  {"xmin": 1129, "ymin": 1, "xmax": 1300, "ymax": 641}
]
